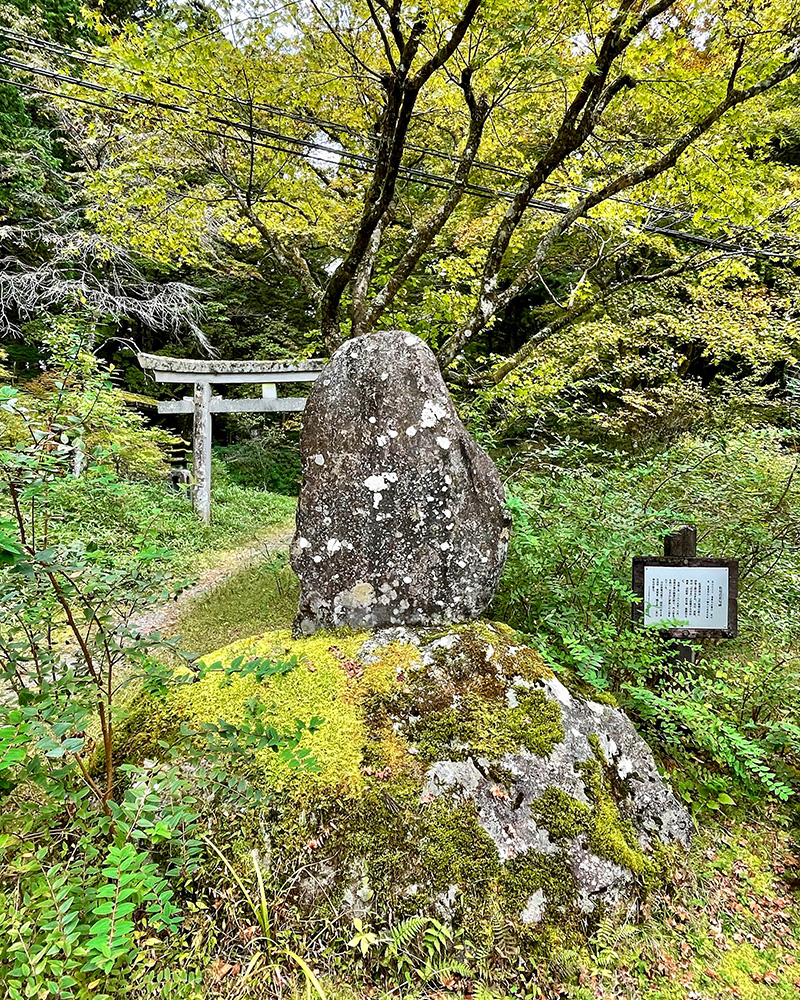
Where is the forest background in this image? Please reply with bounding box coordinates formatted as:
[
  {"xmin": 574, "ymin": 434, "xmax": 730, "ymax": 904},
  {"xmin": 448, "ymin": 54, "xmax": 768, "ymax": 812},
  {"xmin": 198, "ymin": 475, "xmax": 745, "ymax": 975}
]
[{"xmin": 2, "ymin": 0, "xmax": 800, "ymax": 997}]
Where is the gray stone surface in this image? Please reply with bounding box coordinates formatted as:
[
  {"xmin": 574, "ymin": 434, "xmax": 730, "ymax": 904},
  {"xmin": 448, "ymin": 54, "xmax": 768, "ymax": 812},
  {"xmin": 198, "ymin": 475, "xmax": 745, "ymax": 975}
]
[
  {"xmin": 291, "ymin": 331, "xmax": 511, "ymax": 634},
  {"xmin": 411, "ymin": 628, "xmax": 692, "ymax": 919}
]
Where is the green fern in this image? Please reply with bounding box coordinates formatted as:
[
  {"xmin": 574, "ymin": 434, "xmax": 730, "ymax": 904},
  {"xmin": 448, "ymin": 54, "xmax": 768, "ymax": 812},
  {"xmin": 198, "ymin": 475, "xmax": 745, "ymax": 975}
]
[
  {"xmin": 388, "ymin": 915, "xmax": 428, "ymax": 952},
  {"xmin": 420, "ymin": 958, "xmax": 473, "ymax": 984}
]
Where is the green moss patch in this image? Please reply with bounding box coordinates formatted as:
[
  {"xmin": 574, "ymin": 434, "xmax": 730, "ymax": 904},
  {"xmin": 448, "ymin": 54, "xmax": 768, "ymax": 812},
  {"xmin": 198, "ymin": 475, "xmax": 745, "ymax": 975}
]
[
  {"xmin": 502, "ymin": 850, "xmax": 579, "ymax": 913},
  {"xmin": 420, "ymin": 800, "xmax": 502, "ymax": 894},
  {"xmin": 171, "ymin": 628, "xmax": 372, "ymax": 790},
  {"xmin": 409, "ymin": 688, "xmax": 564, "ymax": 762},
  {"xmin": 531, "ymin": 787, "xmax": 592, "ymax": 841},
  {"xmin": 528, "ymin": 738, "xmax": 659, "ymax": 888},
  {"xmin": 577, "ymin": 753, "xmax": 657, "ymax": 884}
]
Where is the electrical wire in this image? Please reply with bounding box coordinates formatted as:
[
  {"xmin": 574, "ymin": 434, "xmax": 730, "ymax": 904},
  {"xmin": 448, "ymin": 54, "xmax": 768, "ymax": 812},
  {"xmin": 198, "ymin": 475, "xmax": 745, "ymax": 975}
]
[
  {"xmin": 0, "ymin": 25, "xmax": 709, "ymax": 221},
  {"xmin": 6, "ymin": 24, "xmax": 798, "ymax": 244},
  {"xmin": 1, "ymin": 44, "xmax": 797, "ymax": 260}
]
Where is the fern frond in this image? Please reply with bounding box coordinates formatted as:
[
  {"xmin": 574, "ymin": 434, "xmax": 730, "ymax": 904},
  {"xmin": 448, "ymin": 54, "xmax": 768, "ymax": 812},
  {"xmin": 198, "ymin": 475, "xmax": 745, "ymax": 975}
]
[{"xmin": 389, "ymin": 915, "xmax": 428, "ymax": 952}]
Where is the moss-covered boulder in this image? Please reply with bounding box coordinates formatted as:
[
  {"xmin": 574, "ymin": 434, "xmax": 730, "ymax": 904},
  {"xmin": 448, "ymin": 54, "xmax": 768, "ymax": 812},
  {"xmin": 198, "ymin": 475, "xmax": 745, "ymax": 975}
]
[{"xmin": 153, "ymin": 621, "xmax": 690, "ymax": 936}]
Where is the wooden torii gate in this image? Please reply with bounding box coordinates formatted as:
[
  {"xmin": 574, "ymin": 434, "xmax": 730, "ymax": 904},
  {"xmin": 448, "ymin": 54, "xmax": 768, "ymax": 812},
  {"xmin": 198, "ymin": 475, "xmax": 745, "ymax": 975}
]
[{"xmin": 138, "ymin": 352, "xmax": 326, "ymax": 523}]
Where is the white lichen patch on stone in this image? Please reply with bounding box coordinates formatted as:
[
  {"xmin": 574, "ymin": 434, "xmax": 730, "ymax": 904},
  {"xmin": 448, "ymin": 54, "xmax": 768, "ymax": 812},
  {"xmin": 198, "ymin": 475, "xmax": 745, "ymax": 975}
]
[
  {"xmin": 405, "ymin": 426, "xmax": 417, "ymax": 437},
  {"xmin": 543, "ymin": 677, "xmax": 573, "ymax": 707},
  {"xmin": 351, "ymin": 582, "xmax": 375, "ymax": 605},
  {"xmin": 313, "ymin": 454, "xmax": 325, "ymax": 465},
  {"xmin": 364, "ymin": 474, "xmax": 389, "ymax": 492},
  {"xmin": 436, "ymin": 436, "xmax": 451, "ymax": 450},
  {"xmin": 297, "ymin": 537, "xmax": 312, "ymax": 549},
  {"xmin": 326, "ymin": 538, "xmax": 342, "ymax": 554},
  {"xmin": 616, "ymin": 755, "xmax": 635, "ymax": 780},
  {"xmin": 520, "ymin": 889, "xmax": 547, "ymax": 925},
  {"xmin": 421, "ymin": 400, "xmax": 448, "ymax": 428}
]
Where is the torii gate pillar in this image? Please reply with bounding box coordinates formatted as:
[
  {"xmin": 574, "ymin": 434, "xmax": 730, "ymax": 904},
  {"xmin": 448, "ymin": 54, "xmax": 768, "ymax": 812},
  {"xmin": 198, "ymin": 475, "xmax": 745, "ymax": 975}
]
[{"xmin": 192, "ymin": 380, "xmax": 213, "ymax": 523}]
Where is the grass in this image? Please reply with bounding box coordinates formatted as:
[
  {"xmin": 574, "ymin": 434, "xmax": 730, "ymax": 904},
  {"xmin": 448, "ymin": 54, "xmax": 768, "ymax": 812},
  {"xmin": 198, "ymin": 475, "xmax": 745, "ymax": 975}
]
[
  {"xmin": 566, "ymin": 810, "xmax": 800, "ymax": 1000},
  {"xmin": 169, "ymin": 553, "xmax": 300, "ymax": 656},
  {"xmin": 45, "ymin": 457, "xmax": 297, "ymax": 576}
]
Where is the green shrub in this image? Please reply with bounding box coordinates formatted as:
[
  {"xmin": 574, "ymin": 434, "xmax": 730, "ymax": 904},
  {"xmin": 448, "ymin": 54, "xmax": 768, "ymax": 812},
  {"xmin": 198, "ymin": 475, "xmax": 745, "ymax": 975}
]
[
  {"xmin": 217, "ymin": 434, "xmax": 302, "ymax": 496},
  {"xmin": 0, "ymin": 385, "xmax": 316, "ymax": 998},
  {"xmin": 493, "ymin": 430, "xmax": 800, "ymax": 804}
]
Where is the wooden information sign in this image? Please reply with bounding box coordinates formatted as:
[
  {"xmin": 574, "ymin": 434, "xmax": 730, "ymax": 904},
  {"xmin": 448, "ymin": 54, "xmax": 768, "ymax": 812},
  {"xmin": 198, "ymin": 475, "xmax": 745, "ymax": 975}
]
[{"xmin": 632, "ymin": 526, "xmax": 738, "ymax": 639}]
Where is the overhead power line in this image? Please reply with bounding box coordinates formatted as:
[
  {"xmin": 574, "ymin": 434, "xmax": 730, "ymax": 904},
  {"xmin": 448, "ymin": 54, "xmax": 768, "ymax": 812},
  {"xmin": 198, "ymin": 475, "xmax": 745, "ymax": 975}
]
[
  {"xmin": 10, "ymin": 23, "xmax": 800, "ymax": 248},
  {"xmin": 0, "ymin": 26, "xmax": 713, "ymax": 222},
  {"xmin": 1, "ymin": 27, "xmax": 552, "ymax": 183},
  {"xmin": 1, "ymin": 47, "xmax": 797, "ymax": 260},
  {"xmin": 6, "ymin": 27, "xmax": 799, "ymax": 243}
]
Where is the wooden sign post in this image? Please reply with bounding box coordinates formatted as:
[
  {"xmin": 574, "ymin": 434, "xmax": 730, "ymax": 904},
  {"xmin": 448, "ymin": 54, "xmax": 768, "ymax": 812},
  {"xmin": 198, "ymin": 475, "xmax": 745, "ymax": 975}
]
[
  {"xmin": 138, "ymin": 353, "xmax": 325, "ymax": 523},
  {"xmin": 632, "ymin": 524, "xmax": 738, "ymax": 662}
]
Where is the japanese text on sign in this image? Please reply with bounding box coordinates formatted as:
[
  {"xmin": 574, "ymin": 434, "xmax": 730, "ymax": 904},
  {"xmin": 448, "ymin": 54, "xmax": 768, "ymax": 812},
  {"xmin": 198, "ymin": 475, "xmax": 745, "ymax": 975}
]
[{"xmin": 643, "ymin": 566, "xmax": 729, "ymax": 630}]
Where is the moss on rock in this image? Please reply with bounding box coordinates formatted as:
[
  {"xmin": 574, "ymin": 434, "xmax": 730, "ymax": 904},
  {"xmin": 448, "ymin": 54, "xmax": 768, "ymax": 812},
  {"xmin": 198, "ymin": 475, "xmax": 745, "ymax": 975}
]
[
  {"xmin": 112, "ymin": 618, "xmax": 684, "ymax": 944},
  {"xmin": 420, "ymin": 800, "xmax": 502, "ymax": 895},
  {"xmin": 531, "ymin": 787, "xmax": 592, "ymax": 841},
  {"xmin": 577, "ymin": 753, "xmax": 658, "ymax": 886},
  {"xmin": 502, "ymin": 850, "xmax": 579, "ymax": 914},
  {"xmin": 170, "ymin": 627, "xmax": 372, "ymax": 790},
  {"xmin": 409, "ymin": 688, "xmax": 564, "ymax": 762},
  {"xmin": 527, "ymin": 740, "xmax": 658, "ymax": 891}
]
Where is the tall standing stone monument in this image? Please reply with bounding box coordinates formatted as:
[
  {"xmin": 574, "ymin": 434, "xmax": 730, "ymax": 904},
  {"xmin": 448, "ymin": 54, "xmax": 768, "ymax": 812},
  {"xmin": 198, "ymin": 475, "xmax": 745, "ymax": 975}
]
[{"xmin": 291, "ymin": 330, "xmax": 511, "ymax": 634}]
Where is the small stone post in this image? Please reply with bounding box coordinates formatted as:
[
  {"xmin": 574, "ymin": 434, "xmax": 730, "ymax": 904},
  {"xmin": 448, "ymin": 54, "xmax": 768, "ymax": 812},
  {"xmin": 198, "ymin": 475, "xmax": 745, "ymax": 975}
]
[{"xmin": 192, "ymin": 380, "xmax": 212, "ymax": 524}]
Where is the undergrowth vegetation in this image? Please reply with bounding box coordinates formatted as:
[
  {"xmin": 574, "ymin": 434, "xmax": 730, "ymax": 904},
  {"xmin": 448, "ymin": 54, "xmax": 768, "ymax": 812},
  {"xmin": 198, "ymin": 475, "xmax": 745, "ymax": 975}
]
[
  {"xmin": 493, "ymin": 430, "xmax": 800, "ymax": 811},
  {"xmin": 172, "ymin": 553, "xmax": 299, "ymax": 656},
  {"xmin": 43, "ymin": 459, "xmax": 296, "ymax": 574}
]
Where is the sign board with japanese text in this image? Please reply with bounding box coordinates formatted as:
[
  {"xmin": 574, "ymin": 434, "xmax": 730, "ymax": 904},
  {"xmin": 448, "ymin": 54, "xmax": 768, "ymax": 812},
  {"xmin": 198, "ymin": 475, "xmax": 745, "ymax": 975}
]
[{"xmin": 632, "ymin": 557, "xmax": 738, "ymax": 638}]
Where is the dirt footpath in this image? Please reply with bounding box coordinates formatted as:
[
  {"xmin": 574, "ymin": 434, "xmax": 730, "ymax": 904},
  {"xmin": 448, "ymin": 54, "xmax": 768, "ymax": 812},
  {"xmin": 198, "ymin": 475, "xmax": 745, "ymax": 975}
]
[{"xmin": 130, "ymin": 526, "xmax": 295, "ymax": 638}]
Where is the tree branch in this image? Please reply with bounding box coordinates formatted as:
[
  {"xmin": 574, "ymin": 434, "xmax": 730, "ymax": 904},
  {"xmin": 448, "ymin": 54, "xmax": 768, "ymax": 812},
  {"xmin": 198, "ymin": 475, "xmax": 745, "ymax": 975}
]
[
  {"xmin": 440, "ymin": 46, "xmax": 800, "ymax": 364},
  {"xmin": 366, "ymin": 0, "xmax": 397, "ymax": 72},
  {"xmin": 351, "ymin": 209, "xmax": 392, "ymax": 335},
  {"xmin": 374, "ymin": 0, "xmax": 406, "ymax": 51},
  {"xmin": 412, "ymin": 0, "xmax": 483, "ymax": 88},
  {"xmin": 319, "ymin": 3, "xmax": 481, "ymax": 348},
  {"xmin": 444, "ymin": 253, "xmax": 722, "ymax": 386},
  {"xmin": 219, "ymin": 159, "xmax": 323, "ymax": 304},
  {"xmin": 445, "ymin": 0, "xmax": 675, "ymax": 363},
  {"xmin": 360, "ymin": 68, "xmax": 489, "ymax": 331}
]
